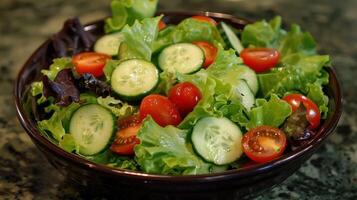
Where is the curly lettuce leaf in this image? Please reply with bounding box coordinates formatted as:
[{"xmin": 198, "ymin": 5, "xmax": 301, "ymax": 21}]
[
  {"xmin": 177, "ymin": 70, "xmax": 248, "ymax": 129},
  {"xmin": 41, "ymin": 57, "xmax": 73, "ymax": 80},
  {"xmin": 30, "ymin": 81, "xmax": 47, "ymax": 104},
  {"xmin": 242, "ymin": 16, "xmax": 331, "ymax": 118},
  {"xmin": 244, "ymin": 94, "xmax": 292, "ymax": 129},
  {"xmin": 119, "ymin": 16, "xmax": 162, "ymax": 61},
  {"xmin": 38, "ymin": 102, "xmax": 81, "ymax": 141},
  {"xmin": 105, "ymin": 0, "xmax": 158, "ymax": 33},
  {"xmin": 135, "ymin": 117, "xmax": 226, "ymax": 175},
  {"xmin": 86, "ymin": 150, "xmax": 138, "ymax": 170},
  {"xmin": 59, "ymin": 134, "xmax": 78, "ymax": 153},
  {"xmin": 153, "ymin": 18, "xmax": 226, "ymax": 52},
  {"xmin": 103, "ymin": 60, "xmax": 121, "ymax": 82},
  {"xmin": 97, "ymin": 96, "xmax": 137, "ymax": 119}
]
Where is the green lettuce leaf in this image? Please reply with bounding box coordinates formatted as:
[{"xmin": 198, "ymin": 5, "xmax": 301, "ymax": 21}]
[
  {"xmin": 153, "ymin": 18, "xmax": 226, "ymax": 52},
  {"xmin": 86, "ymin": 150, "xmax": 138, "ymax": 171},
  {"xmin": 135, "ymin": 117, "xmax": 225, "ymax": 175},
  {"xmin": 105, "ymin": 0, "xmax": 158, "ymax": 33},
  {"xmin": 30, "ymin": 81, "xmax": 47, "ymax": 104},
  {"xmin": 119, "ymin": 16, "xmax": 162, "ymax": 61},
  {"xmin": 37, "ymin": 94, "xmax": 97, "ymax": 142},
  {"xmin": 242, "ymin": 16, "xmax": 331, "ymax": 118},
  {"xmin": 103, "ymin": 60, "xmax": 121, "ymax": 82},
  {"xmin": 41, "ymin": 57, "xmax": 73, "ymax": 80},
  {"xmin": 177, "ymin": 70, "xmax": 248, "ymax": 129},
  {"xmin": 97, "ymin": 96, "xmax": 137, "ymax": 119},
  {"xmin": 38, "ymin": 102, "xmax": 81, "ymax": 141},
  {"xmin": 244, "ymin": 94, "xmax": 292, "ymax": 129},
  {"xmin": 59, "ymin": 134, "xmax": 78, "ymax": 153}
]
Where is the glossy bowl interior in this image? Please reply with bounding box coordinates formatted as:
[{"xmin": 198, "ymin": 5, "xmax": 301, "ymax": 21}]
[{"xmin": 14, "ymin": 11, "xmax": 342, "ymax": 199}]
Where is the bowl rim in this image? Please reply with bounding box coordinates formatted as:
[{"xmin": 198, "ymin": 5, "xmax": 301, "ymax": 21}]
[{"xmin": 14, "ymin": 11, "xmax": 343, "ymax": 182}]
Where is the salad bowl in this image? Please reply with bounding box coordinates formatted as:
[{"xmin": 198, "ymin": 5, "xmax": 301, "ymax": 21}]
[{"xmin": 14, "ymin": 11, "xmax": 342, "ymax": 199}]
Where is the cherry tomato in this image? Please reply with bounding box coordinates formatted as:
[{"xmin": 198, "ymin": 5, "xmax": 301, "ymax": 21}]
[
  {"xmin": 168, "ymin": 82, "xmax": 202, "ymax": 116},
  {"xmin": 139, "ymin": 94, "xmax": 182, "ymax": 127},
  {"xmin": 240, "ymin": 48, "xmax": 280, "ymax": 73},
  {"xmin": 110, "ymin": 125, "xmax": 141, "ymax": 155},
  {"xmin": 191, "ymin": 16, "xmax": 218, "ymax": 26},
  {"xmin": 283, "ymin": 94, "xmax": 321, "ymax": 129},
  {"xmin": 72, "ymin": 52, "xmax": 110, "ymax": 77},
  {"xmin": 192, "ymin": 41, "xmax": 218, "ymax": 68},
  {"xmin": 158, "ymin": 20, "xmax": 167, "ymax": 31},
  {"xmin": 242, "ymin": 126, "xmax": 287, "ymax": 163},
  {"xmin": 118, "ymin": 114, "xmax": 142, "ymax": 129}
]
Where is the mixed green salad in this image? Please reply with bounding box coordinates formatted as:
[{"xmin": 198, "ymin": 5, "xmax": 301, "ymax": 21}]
[{"xmin": 30, "ymin": 0, "xmax": 331, "ymax": 175}]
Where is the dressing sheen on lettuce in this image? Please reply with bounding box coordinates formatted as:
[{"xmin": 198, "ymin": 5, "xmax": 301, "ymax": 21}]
[{"xmin": 241, "ymin": 16, "xmax": 330, "ymax": 118}]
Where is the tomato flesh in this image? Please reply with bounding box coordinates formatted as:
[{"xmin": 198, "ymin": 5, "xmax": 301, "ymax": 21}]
[
  {"xmin": 242, "ymin": 126, "xmax": 287, "ymax": 163},
  {"xmin": 283, "ymin": 94, "xmax": 321, "ymax": 129},
  {"xmin": 240, "ymin": 48, "xmax": 280, "ymax": 73},
  {"xmin": 192, "ymin": 41, "xmax": 218, "ymax": 68},
  {"xmin": 111, "ymin": 125, "xmax": 141, "ymax": 155},
  {"xmin": 72, "ymin": 52, "xmax": 110, "ymax": 77},
  {"xmin": 191, "ymin": 16, "xmax": 217, "ymax": 26},
  {"xmin": 168, "ymin": 82, "xmax": 202, "ymax": 116},
  {"xmin": 139, "ymin": 94, "xmax": 182, "ymax": 127},
  {"xmin": 158, "ymin": 20, "xmax": 167, "ymax": 31},
  {"xmin": 118, "ymin": 114, "xmax": 142, "ymax": 129}
]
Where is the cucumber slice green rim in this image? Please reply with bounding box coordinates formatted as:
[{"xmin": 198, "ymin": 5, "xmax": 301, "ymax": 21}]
[
  {"xmin": 111, "ymin": 59, "xmax": 159, "ymax": 100},
  {"xmin": 221, "ymin": 22, "xmax": 244, "ymax": 54},
  {"xmin": 69, "ymin": 104, "xmax": 115, "ymax": 156},
  {"xmin": 158, "ymin": 43, "xmax": 204, "ymax": 74},
  {"xmin": 191, "ymin": 117, "xmax": 243, "ymax": 165}
]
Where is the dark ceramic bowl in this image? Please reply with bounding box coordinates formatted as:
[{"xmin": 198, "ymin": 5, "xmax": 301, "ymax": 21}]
[{"xmin": 14, "ymin": 11, "xmax": 342, "ymax": 199}]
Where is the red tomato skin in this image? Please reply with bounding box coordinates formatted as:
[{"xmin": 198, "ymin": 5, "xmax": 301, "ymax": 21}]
[
  {"xmin": 240, "ymin": 48, "xmax": 280, "ymax": 73},
  {"xmin": 110, "ymin": 125, "xmax": 141, "ymax": 155},
  {"xmin": 192, "ymin": 41, "xmax": 218, "ymax": 68},
  {"xmin": 168, "ymin": 82, "xmax": 202, "ymax": 116},
  {"xmin": 158, "ymin": 20, "xmax": 167, "ymax": 31},
  {"xmin": 191, "ymin": 16, "xmax": 218, "ymax": 26},
  {"xmin": 72, "ymin": 52, "xmax": 110, "ymax": 77},
  {"xmin": 242, "ymin": 126, "xmax": 287, "ymax": 163},
  {"xmin": 283, "ymin": 94, "xmax": 321, "ymax": 129},
  {"xmin": 118, "ymin": 114, "xmax": 142, "ymax": 129},
  {"xmin": 139, "ymin": 94, "xmax": 182, "ymax": 127}
]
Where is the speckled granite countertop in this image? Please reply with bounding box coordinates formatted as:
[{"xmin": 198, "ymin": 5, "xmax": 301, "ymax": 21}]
[{"xmin": 1, "ymin": 0, "xmax": 356, "ymax": 199}]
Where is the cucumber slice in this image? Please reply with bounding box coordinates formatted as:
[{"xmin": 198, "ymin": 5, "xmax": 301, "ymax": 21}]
[
  {"xmin": 221, "ymin": 22, "xmax": 244, "ymax": 54},
  {"xmin": 235, "ymin": 79, "xmax": 255, "ymax": 111},
  {"xmin": 158, "ymin": 43, "xmax": 204, "ymax": 74},
  {"xmin": 69, "ymin": 104, "xmax": 115, "ymax": 156},
  {"xmin": 192, "ymin": 117, "xmax": 243, "ymax": 165},
  {"xmin": 237, "ymin": 65, "xmax": 258, "ymax": 95},
  {"xmin": 94, "ymin": 32, "xmax": 124, "ymax": 56},
  {"xmin": 111, "ymin": 59, "xmax": 159, "ymax": 100}
]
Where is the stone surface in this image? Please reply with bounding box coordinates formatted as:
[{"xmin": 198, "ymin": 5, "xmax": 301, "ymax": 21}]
[{"xmin": 0, "ymin": 0, "xmax": 356, "ymax": 199}]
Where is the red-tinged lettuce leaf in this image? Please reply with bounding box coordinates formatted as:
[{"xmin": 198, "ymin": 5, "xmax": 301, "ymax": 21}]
[{"xmin": 43, "ymin": 69, "xmax": 80, "ymax": 107}]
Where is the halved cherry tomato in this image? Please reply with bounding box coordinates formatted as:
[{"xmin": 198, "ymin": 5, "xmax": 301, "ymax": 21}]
[
  {"xmin": 139, "ymin": 94, "xmax": 182, "ymax": 127},
  {"xmin": 242, "ymin": 126, "xmax": 287, "ymax": 163},
  {"xmin": 240, "ymin": 48, "xmax": 280, "ymax": 73},
  {"xmin": 168, "ymin": 82, "xmax": 202, "ymax": 116},
  {"xmin": 283, "ymin": 94, "xmax": 321, "ymax": 129},
  {"xmin": 191, "ymin": 16, "xmax": 217, "ymax": 26},
  {"xmin": 118, "ymin": 114, "xmax": 142, "ymax": 129},
  {"xmin": 158, "ymin": 20, "xmax": 167, "ymax": 31},
  {"xmin": 72, "ymin": 52, "xmax": 110, "ymax": 77},
  {"xmin": 110, "ymin": 125, "xmax": 141, "ymax": 155},
  {"xmin": 192, "ymin": 41, "xmax": 218, "ymax": 68}
]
